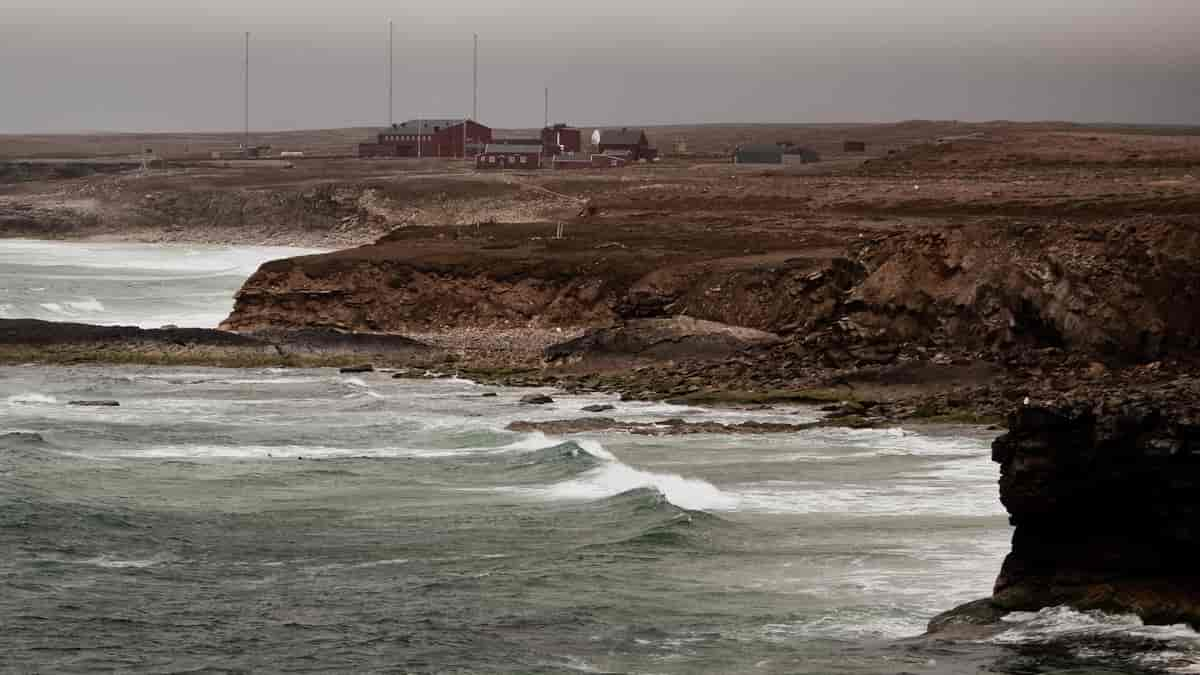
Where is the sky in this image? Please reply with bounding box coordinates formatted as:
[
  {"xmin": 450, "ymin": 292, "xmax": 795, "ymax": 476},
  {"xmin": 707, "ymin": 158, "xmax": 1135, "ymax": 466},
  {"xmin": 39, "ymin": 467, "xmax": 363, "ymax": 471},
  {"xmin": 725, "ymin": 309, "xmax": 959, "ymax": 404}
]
[{"xmin": 2, "ymin": 0, "xmax": 1199, "ymax": 133}]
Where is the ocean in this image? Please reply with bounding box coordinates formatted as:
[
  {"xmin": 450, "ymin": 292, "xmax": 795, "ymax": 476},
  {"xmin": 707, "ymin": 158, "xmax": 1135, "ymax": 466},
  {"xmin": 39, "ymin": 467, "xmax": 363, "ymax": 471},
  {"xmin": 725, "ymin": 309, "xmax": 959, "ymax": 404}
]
[{"xmin": 1, "ymin": 240, "xmax": 1197, "ymax": 673}]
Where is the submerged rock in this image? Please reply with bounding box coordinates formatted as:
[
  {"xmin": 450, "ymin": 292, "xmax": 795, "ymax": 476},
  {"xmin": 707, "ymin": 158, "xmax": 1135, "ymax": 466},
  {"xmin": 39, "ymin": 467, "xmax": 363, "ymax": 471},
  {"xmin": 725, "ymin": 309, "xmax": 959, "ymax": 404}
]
[
  {"xmin": 0, "ymin": 431, "xmax": 47, "ymax": 443},
  {"xmin": 520, "ymin": 394, "xmax": 554, "ymax": 405},
  {"xmin": 926, "ymin": 598, "xmax": 1008, "ymax": 639},
  {"xmin": 68, "ymin": 400, "xmax": 120, "ymax": 407},
  {"xmin": 581, "ymin": 404, "xmax": 616, "ymax": 413},
  {"xmin": 339, "ymin": 364, "xmax": 375, "ymax": 373},
  {"xmin": 507, "ymin": 417, "xmax": 824, "ymax": 436}
]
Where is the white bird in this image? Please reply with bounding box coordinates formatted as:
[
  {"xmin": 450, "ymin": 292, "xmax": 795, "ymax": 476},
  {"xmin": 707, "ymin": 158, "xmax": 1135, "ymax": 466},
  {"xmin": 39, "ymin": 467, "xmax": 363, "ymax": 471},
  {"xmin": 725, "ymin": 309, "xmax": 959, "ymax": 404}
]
[{"xmin": 1023, "ymin": 396, "xmax": 1030, "ymax": 406}]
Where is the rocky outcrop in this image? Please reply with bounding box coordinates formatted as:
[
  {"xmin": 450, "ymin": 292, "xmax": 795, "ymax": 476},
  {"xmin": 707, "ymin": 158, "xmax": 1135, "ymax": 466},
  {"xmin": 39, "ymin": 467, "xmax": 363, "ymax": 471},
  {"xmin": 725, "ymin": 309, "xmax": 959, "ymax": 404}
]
[
  {"xmin": 506, "ymin": 417, "xmax": 827, "ymax": 436},
  {"xmin": 934, "ymin": 391, "xmax": 1200, "ymax": 632},
  {"xmin": 545, "ymin": 316, "xmax": 781, "ymax": 365},
  {"xmin": 0, "ymin": 319, "xmax": 437, "ymax": 368},
  {"xmin": 988, "ymin": 397, "xmax": 1200, "ymax": 626}
]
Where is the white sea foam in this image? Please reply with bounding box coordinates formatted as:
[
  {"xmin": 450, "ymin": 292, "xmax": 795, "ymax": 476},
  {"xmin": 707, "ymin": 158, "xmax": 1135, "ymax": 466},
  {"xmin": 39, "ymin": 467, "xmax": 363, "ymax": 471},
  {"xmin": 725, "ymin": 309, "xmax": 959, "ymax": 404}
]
[
  {"xmin": 67, "ymin": 298, "xmax": 105, "ymax": 312},
  {"xmin": 77, "ymin": 554, "xmax": 174, "ymax": 569},
  {"xmin": 761, "ymin": 611, "xmax": 927, "ymax": 641},
  {"xmin": 995, "ymin": 606, "xmax": 1200, "ymax": 645},
  {"xmin": 732, "ymin": 479, "xmax": 1003, "ymax": 518},
  {"xmin": 6, "ymin": 393, "xmax": 58, "ymax": 405}
]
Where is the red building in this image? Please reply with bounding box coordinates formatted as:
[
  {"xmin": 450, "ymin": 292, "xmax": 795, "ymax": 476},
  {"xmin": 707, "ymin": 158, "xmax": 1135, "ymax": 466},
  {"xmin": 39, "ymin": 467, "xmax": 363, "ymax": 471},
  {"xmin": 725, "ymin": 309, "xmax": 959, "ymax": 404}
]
[
  {"xmin": 542, "ymin": 124, "xmax": 582, "ymax": 155},
  {"xmin": 597, "ymin": 128, "xmax": 657, "ymax": 161},
  {"xmin": 358, "ymin": 119, "xmax": 492, "ymax": 158},
  {"xmin": 476, "ymin": 144, "xmax": 543, "ymax": 170}
]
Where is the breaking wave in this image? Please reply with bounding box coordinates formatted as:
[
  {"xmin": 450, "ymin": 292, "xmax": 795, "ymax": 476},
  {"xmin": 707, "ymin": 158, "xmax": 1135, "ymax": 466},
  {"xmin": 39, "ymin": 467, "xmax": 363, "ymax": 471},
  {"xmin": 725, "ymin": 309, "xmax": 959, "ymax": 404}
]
[
  {"xmin": 5, "ymin": 393, "xmax": 58, "ymax": 405},
  {"xmin": 502, "ymin": 437, "xmax": 738, "ymax": 512}
]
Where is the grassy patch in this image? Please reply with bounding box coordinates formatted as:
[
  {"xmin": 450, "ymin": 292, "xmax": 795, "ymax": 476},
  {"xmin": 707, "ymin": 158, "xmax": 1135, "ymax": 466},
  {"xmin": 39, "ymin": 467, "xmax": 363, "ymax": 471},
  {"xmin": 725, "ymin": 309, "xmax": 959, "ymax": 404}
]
[{"xmin": 671, "ymin": 387, "xmax": 855, "ymax": 406}]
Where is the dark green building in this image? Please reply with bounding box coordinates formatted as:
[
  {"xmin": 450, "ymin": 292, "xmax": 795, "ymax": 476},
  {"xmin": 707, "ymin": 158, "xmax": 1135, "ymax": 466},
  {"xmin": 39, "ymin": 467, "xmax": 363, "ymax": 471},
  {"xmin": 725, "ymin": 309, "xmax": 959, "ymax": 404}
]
[{"xmin": 733, "ymin": 144, "xmax": 784, "ymax": 164}]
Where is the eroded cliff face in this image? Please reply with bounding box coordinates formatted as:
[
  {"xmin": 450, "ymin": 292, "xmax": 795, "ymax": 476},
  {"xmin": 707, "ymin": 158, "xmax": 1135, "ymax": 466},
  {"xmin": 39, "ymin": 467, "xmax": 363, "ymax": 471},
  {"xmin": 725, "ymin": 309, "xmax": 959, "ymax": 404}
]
[
  {"xmin": 847, "ymin": 219, "xmax": 1200, "ymax": 360},
  {"xmin": 989, "ymin": 397, "xmax": 1200, "ymax": 626},
  {"xmin": 222, "ymin": 217, "xmax": 1200, "ymax": 368}
]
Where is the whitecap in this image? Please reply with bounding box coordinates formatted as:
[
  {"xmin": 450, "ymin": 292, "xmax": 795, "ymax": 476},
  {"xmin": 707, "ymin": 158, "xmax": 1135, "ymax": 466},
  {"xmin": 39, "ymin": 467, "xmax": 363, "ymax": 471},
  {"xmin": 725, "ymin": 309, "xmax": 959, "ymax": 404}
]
[
  {"xmin": 6, "ymin": 393, "xmax": 58, "ymax": 405},
  {"xmin": 500, "ymin": 438, "xmax": 738, "ymax": 512},
  {"xmin": 76, "ymin": 554, "xmax": 175, "ymax": 569},
  {"xmin": 66, "ymin": 298, "xmax": 105, "ymax": 312}
]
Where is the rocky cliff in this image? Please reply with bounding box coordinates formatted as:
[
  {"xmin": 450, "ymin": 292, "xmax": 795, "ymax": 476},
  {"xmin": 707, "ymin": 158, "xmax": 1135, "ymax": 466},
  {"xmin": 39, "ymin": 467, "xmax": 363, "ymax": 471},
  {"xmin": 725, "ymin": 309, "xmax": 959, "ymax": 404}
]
[
  {"xmin": 221, "ymin": 216, "xmax": 1200, "ymax": 369},
  {"xmin": 988, "ymin": 395, "xmax": 1200, "ymax": 626}
]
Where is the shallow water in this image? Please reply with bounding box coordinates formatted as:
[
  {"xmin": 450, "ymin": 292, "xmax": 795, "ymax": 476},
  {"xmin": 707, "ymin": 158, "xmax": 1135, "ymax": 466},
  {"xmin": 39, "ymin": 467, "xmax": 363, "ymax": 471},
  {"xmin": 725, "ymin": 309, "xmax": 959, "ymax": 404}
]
[
  {"xmin": 3, "ymin": 365, "xmax": 1196, "ymax": 673},
  {"xmin": 0, "ymin": 239, "xmax": 317, "ymax": 327}
]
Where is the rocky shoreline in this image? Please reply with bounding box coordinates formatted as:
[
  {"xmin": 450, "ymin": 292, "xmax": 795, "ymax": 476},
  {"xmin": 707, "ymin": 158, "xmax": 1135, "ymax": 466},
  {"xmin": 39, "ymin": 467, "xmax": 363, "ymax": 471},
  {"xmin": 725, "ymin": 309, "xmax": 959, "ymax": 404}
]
[{"xmin": 0, "ymin": 319, "xmax": 441, "ymax": 370}]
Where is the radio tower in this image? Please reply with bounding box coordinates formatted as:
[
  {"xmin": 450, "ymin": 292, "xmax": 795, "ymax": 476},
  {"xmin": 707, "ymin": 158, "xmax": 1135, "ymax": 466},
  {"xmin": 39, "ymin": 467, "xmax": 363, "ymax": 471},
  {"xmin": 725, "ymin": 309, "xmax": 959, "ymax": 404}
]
[
  {"xmin": 387, "ymin": 20, "xmax": 394, "ymax": 126},
  {"xmin": 243, "ymin": 31, "xmax": 250, "ymax": 153},
  {"xmin": 472, "ymin": 33, "xmax": 478, "ymax": 120}
]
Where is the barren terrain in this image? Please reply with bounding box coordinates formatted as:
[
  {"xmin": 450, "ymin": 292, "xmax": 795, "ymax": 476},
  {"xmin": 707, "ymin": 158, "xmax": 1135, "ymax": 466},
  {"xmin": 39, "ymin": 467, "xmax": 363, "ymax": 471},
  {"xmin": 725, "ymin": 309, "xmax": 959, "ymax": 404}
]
[{"xmin": 4, "ymin": 121, "xmax": 1200, "ymax": 423}]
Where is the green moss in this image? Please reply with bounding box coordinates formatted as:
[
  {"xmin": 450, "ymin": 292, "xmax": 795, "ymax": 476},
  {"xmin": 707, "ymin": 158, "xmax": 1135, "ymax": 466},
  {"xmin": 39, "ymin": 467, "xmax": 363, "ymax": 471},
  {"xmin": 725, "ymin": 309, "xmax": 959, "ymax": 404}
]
[
  {"xmin": 671, "ymin": 388, "xmax": 856, "ymax": 406},
  {"xmin": 906, "ymin": 407, "xmax": 1005, "ymax": 426}
]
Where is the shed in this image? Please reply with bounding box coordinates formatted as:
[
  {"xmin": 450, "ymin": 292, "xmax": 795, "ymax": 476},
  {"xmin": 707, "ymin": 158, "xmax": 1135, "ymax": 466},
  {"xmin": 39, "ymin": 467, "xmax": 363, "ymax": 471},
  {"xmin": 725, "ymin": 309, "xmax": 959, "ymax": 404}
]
[
  {"xmin": 784, "ymin": 146, "xmax": 821, "ymax": 163},
  {"xmin": 733, "ymin": 144, "xmax": 784, "ymax": 165},
  {"xmin": 476, "ymin": 144, "xmax": 543, "ymax": 170}
]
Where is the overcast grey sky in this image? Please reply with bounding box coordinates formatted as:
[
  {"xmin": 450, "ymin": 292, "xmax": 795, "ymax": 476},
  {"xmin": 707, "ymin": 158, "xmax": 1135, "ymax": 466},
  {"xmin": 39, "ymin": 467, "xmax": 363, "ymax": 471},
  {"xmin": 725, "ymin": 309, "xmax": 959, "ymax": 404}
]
[{"xmin": 2, "ymin": 0, "xmax": 1198, "ymax": 133}]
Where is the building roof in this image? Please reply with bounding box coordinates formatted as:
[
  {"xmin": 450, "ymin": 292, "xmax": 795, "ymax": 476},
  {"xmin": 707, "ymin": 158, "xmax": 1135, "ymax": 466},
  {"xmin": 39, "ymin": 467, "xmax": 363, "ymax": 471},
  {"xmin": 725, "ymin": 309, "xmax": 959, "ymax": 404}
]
[
  {"xmin": 482, "ymin": 144, "xmax": 543, "ymax": 154},
  {"xmin": 388, "ymin": 119, "xmax": 467, "ymax": 131},
  {"xmin": 736, "ymin": 144, "xmax": 785, "ymax": 155},
  {"xmin": 598, "ymin": 128, "xmax": 647, "ymax": 145},
  {"xmin": 492, "ymin": 136, "xmax": 542, "ymax": 144}
]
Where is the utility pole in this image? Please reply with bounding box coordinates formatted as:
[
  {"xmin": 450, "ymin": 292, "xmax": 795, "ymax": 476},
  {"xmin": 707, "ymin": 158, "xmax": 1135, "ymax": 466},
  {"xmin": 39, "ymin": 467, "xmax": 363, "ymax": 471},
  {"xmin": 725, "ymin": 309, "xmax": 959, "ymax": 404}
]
[
  {"xmin": 472, "ymin": 33, "xmax": 478, "ymax": 120},
  {"xmin": 544, "ymin": 87, "xmax": 549, "ymax": 128},
  {"xmin": 243, "ymin": 31, "xmax": 250, "ymax": 152},
  {"xmin": 388, "ymin": 20, "xmax": 394, "ymax": 126}
]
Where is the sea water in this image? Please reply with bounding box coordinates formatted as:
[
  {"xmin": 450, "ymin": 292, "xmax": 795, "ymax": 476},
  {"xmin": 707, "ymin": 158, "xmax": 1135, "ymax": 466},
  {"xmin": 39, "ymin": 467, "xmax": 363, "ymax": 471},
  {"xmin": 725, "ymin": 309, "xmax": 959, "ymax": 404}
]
[
  {"xmin": 1, "ymin": 240, "xmax": 1197, "ymax": 673},
  {"xmin": 0, "ymin": 238, "xmax": 317, "ymax": 328}
]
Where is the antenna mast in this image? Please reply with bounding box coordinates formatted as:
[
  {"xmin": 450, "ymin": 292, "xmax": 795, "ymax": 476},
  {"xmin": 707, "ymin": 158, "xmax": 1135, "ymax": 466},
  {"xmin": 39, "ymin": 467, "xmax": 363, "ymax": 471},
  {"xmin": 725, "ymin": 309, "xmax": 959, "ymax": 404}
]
[
  {"xmin": 387, "ymin": 20, "xmax": 394, "ymax": 126},
  {"xmin": 243, "ymin": 31, "xmax": 250, "ymax": 152},
  {"xmin": 472, "ymin": 33, "xmax": 478, "ymax": 120}
]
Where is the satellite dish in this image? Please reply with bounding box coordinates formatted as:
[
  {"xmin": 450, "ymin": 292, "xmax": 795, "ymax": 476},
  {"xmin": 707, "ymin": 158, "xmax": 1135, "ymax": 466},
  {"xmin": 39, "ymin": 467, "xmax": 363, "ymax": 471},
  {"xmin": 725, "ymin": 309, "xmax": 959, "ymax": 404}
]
[{"xmin": 591, "ymin": 129, "xmax": 601, "ymax": 146}]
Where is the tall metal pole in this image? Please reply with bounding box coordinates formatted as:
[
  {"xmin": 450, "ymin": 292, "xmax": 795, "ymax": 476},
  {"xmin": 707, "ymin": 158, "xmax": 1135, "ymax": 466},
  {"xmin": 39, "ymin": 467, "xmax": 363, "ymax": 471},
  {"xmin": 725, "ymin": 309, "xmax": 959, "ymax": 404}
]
[
  {"xmin": 472, "ymin": 33, "xmax": 478, "ymax": 120},
  {"xmin": 544, "ymin": 87, "xmax": 549, "ymax": 128},
  {"xmin": 387, "ymin": 20, "xmax": 394, "ymax": 126},
  {"xmin": 243, "ymin": 31, "xmax": 250, "ymax": 152}
]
